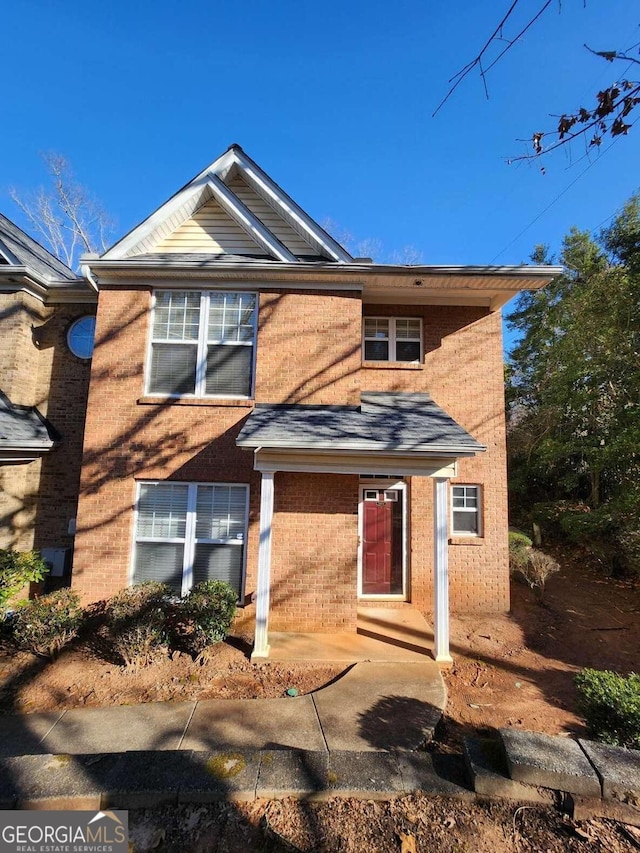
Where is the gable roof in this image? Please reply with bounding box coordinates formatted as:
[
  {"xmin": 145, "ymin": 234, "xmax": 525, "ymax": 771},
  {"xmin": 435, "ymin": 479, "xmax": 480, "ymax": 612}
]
[
  {"xmin": 103, "ymin": 144, "xmax": 353, "ymax": 263},
  {"xmin": 0, "ymin": 213, "xmax": 77, "ymax": 282},
  {"xmin": 236, "ymin": 392, "xmax": 485, "ymax": 457}
]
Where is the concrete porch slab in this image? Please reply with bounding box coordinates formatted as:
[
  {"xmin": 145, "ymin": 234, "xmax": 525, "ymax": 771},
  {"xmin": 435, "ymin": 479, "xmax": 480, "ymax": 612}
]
[{"xmin": 268, "ymin": 607, "xmax": 434, "ymax": 663}]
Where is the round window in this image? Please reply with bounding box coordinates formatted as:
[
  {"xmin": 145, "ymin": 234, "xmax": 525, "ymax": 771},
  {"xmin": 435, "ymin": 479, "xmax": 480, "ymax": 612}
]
[{"xmin": 67, "ymin": 316, "xmax": 96, "ymax": 359}]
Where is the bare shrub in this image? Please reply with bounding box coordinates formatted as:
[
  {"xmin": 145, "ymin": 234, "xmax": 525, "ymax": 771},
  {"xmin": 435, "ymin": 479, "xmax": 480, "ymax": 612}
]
[{"xmin": 518, "ymin": 549, "xmax": 560, "ymax": 599}]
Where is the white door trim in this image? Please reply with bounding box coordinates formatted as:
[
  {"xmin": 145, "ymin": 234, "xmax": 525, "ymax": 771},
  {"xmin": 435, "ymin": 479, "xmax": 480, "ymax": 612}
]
[{"xmin": 357, "ymin": 479, "xmax": 408, "ymax": 600}]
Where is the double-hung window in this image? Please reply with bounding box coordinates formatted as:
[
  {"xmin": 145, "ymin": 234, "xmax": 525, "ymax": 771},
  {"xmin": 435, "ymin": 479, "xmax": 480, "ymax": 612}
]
[
  {"xmin": 133, "ymin": 481, "xmax": 249, "ymax": 596},
  {"xmin": 148, "ymin": 290, "xmax": 257, "ymax": 397},
  {"xmin": 451, "ymin": 485, "xmax": 482, "ymax": 536},
  {"xmin": 363, "ymin": 317, "xmax": 422, "ymax": 363}
]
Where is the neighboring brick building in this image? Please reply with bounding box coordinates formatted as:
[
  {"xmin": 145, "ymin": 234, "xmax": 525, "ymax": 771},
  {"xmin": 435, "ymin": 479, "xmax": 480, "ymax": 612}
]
[
  {"xmin": 0, "ymin": 214, "xmax": 96, "ymax": 577},
  {"xmin": 72, "ymin": 146, "xmax": 560, "ymax": 661}
]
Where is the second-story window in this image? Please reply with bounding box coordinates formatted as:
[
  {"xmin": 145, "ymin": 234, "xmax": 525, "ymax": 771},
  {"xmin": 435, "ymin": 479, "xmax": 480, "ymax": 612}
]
[
  {"xmin": 363, "ymin": 317, "xmax": 422, "ymax": 363},
  {"xmin": 148, "ymin": 290, "xmax": 257, "ymax": 397}
]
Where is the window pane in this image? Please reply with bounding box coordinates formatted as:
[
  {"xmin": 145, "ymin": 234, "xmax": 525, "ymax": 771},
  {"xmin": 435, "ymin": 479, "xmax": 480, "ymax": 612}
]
[
  {"xmin": 395, "ymin": 319, "xmax": 421, "ymax": 340},
  {"xmin": 193, "ymin": 544, "xmax": 243, "ymax": 594},
  {"xmin": 208, "ymin": 293, "xmax": 256, "ymax": 343},
  {"xmin": 453, "ymin": 511, "xmax": 478, "ymax": 534},
  {"xmin": 364, "ymin": 318, "xmax": 389, "ymax": 339},
  {"xmin": 133, "ymin": 542, "xmax": 184, "ymax": 593},
  {"xmin": 137, "ymin": 483, "xmax": 188, "ymax": 538},
  {"xmin": 196, "ymin": 485, "xmax": 246, "ymax": 540},
  {"xmin": 364, "ymin": 340, "xmax": 389, "ymax": 361},
  {"xmin": 396, "ymin": 341, "xmax": 421, "ymax": 362},
  {"xmin": 149, "ymin": 344, "xmax": 197, "ymax": 394},
  {"xmin": 153, "ymin": 292, "xmax": 200, "ymax": 341},
  {"xmin": 205, "ymin": 345, "xmax": 253, "ymax": 396}
]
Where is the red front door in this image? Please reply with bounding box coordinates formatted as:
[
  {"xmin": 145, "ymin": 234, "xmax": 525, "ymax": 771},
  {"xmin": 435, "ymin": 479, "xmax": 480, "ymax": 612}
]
[{"xmin": 361, "ymin": 489, "xmax": 403, "ymax": 595}]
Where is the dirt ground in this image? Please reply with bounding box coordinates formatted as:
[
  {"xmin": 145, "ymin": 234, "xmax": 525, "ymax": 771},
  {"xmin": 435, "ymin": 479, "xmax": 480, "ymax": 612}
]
[
  {"xmin": 2, "ymin": 547, "xmax": 639, "ymax": 852},
  {"xmin": 1, "ymin": 544, "xmax": 637, "ymax": 736},
  {"xmin": 0, "ymin": 635, "xmax": 341, "ymax": 713},
  {"xmin": 440, "ymin": 545, "xmax": 640, "ymax": 751},
  {"xmin": 128, "ymin": 796, "xmax": 640, "ymax": 852}
]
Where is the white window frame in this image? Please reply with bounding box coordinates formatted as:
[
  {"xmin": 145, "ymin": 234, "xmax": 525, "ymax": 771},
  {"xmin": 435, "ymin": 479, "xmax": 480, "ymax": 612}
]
[
  {"xmin": 450, "ymin": 484, "xmax": 482, "ymax": 538},
  {"xmin": 362, "ymin": 316, "xmax": 423, "ymax": 363},
  {"xmin": 130, "ymin": 480, "xmax": 250, "ymax": 599},
  {"xmin": 145, "ymin": 290, "xmax": 258, "ymax": 399}
]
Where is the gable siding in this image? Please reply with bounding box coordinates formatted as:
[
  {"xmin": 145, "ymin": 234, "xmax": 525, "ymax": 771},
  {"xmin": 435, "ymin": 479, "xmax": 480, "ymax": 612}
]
[
  {"xmin": 153, "ymin": 197, "xmax": 264, "ymax": 255},
  {"xmin": 227, "ymin": 177, "xmax": 316, "ymax": 256}
]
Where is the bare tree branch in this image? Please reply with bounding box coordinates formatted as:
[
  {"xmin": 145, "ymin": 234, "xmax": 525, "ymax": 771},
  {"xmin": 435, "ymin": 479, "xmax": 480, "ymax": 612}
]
[
  {"xmin": 432, "ymin": 0, "xmax": 553, "ymax": 117},
  {"xmin": 9, "ymin": 153, "xmax": 115, "ymax": 270}
]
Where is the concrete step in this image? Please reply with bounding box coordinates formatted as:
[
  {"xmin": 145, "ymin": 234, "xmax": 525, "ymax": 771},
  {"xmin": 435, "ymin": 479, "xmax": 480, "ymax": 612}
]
[{"xmin": 499, "ymin": 728, "xmax": 601, "ymax": 797}]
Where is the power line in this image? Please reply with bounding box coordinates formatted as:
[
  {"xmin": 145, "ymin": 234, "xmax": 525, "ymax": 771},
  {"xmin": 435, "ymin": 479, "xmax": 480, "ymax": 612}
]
[{"xmin": 490, "ymin": 139, "xmax": 617, "ymax": 263}]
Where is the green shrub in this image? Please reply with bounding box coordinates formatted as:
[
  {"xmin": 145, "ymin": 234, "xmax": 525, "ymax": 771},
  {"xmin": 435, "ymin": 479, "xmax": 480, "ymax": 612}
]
[
  {"xmin": 0, "ymin": 549, "xmax": 48, "ymax": 614},
  {"xmin": 12, "ymin": 588, "xmax": 83, "ymax": 658},
  {"xmin": 508, "ymin": 531, "xmax": 532, "ymax": 574},
  {"xmin": 105, "ymin": 582, "xmax": 171, "ymax": 667},
  {"xmin": 575, "ymin": 668, "xmax": 640, "ymax": 749},
  {"xmin": 615, "ymin": 529, "xmax": 640, "ymax": 577},
  {"xmin": 176, "ymin": 580, "xmax": 237, "ymax": 655},
  {"xmin": 559, "ymin": 507, "xmax": 616, "ymax": 542}
]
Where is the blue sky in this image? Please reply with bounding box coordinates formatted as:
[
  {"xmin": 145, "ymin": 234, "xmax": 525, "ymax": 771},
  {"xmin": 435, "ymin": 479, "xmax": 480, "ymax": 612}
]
[{"xmin": 3, "ymin": 1, "xmax": 638, "ymax": 348}]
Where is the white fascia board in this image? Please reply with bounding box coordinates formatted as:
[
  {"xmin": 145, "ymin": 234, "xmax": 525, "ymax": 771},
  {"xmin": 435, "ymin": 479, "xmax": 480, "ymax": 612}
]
[
  {"xmin": 232, "ymin": 150, "xmax": 353, "ymax": 263},
  {"xmin": 239, "ymin": 440, "xmax": 485, "ymax": 455},
  {"xmin": 102, "ymin": 178, "xmax": 210, "ymax": 260},
  {"xmin": 252, "ymin": 449, "xmax": 459, "ymax": 477},
  {"xmin": 0, "ymin": 269, "xmax": 48, "ymax": 302},
  {"xmin": 365, "ymin": 263, "xmax": 564, "ymax": 277},
  {"xmin": 206, "ymin": 174, "xmax": 298, "ymax": 263}
]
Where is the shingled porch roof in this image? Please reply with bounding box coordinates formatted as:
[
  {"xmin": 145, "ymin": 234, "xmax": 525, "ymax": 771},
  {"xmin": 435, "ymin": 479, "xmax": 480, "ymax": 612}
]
[{"xmin": 236, "ymin": 392, "xmax": 485, "ymax": 457}]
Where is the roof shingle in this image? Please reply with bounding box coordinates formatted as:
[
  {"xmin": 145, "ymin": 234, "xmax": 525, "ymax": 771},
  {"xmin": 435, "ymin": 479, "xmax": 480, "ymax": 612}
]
[{"xmin": 236, "ymin": 392, "xmax": 485, "ymax": 455}]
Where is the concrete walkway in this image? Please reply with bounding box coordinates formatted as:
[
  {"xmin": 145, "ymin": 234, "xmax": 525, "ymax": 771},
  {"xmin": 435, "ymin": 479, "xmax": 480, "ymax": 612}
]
[
  {"xmin": 0, "ymin": 661, "xmax": 446, "ymax": 759},
  {"xmin": 0, "ymin": 615, "xmax": 453, "ymax": 809}
]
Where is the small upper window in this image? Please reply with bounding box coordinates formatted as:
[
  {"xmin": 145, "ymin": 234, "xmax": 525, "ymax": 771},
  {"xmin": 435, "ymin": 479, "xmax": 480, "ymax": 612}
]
[
  {"xmin": 451, "ymin": 485, "xmax": 482, "ymax": 536},
  {"xmin": 67, "ymin": 316, "xmax": 96, "ymax": 359},
  {"xmin": 363, "ymin": 317, "xmax": 422, "ymax": 363}
]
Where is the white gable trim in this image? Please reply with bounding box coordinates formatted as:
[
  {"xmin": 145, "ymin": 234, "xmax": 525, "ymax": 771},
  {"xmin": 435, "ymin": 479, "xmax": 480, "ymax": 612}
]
[
  {"xmin": 100, "ymin": 146, "xmax": 354, "ymax": 264},
  {"xmin": 103, "ymin": 178, "xmax": 211, "ymax": 260},
  {"xmin": 206, "ymin": 175, "xmax": 297, "ymax": 262},
  {"xmin": 233, "ymin": 149, "xmax": 353, "ymax": 263}
]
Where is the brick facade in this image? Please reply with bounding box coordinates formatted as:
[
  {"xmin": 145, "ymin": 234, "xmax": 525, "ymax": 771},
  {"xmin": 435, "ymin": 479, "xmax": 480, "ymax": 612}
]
[
  {"xmin": 72, "ymin": 285, "xmax": 509, "ymax": 625},
  {"xmin": 0, "ymin": 292, "xmax": 94, "ymax": 555}
]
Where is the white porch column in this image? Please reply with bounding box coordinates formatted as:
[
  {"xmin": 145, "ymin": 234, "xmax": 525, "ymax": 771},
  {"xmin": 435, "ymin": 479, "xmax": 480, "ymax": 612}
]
[
  {"xmin": 253, "ymin": 471, "xmax": 275, "ymax": 658},
  {"xmin": 433, "ymin": 476, "xmax": 453, "ymax": 664}
]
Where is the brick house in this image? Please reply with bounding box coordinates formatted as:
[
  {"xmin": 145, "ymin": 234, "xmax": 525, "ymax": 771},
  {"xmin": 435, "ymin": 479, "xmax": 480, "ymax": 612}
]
[
  {"xmin": 0, "ymin": 213, "xmax": 96, "ymax": 578},
  {"xmin": 72, "ymin": 145, "xmax": 560, "ymax": 662}
]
